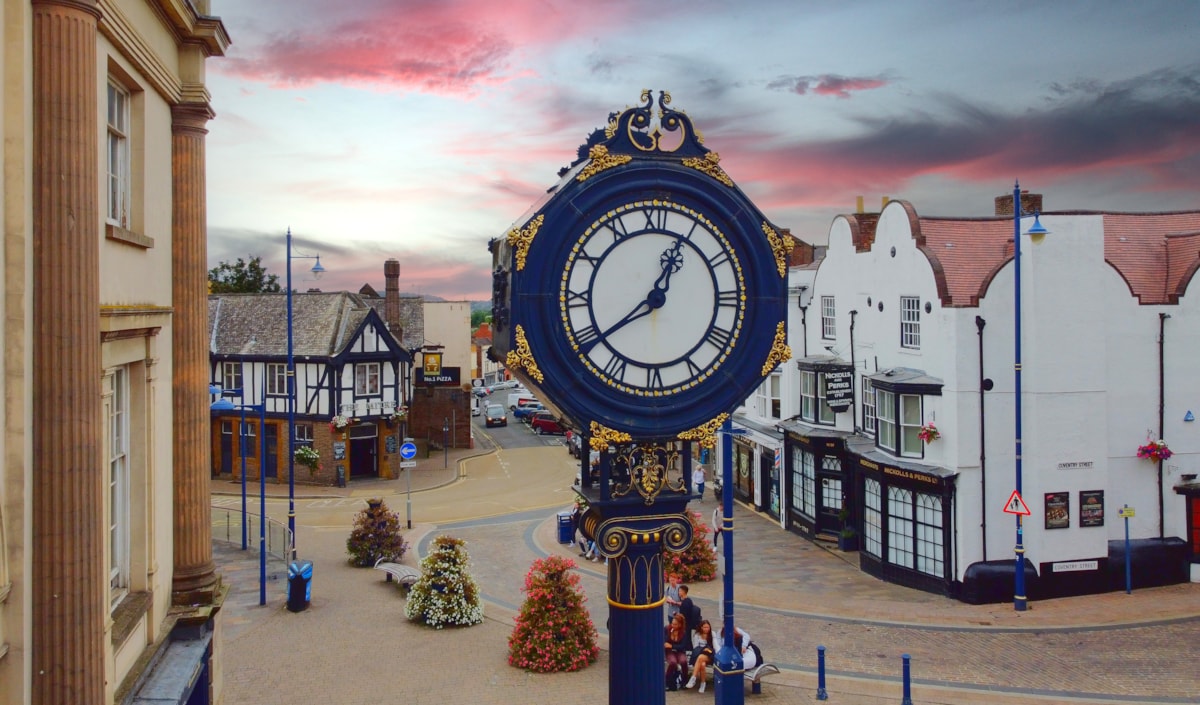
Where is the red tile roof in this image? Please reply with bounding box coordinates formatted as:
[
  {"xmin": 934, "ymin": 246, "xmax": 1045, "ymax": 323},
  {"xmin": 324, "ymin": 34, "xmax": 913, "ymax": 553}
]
[{"xmin": 907, "ymin": 206, "xmax": 1200, "ymax": 307}]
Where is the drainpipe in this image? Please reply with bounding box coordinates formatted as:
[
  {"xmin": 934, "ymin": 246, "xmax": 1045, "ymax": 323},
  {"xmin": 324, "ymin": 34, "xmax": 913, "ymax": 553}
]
[
  {"xmin": 976, "ymin": 315, "xmax": 988, "ymax": 561},
  {"xmin": 798, "ymin": 286, "xmax": 809, "ymax": 357},
  {"xmin": 849, "ymin": 310, "xmax": 858, "ymax": 426},
  {"xmin": 1159, "ymin": 313, "xmax": 1170, "ymax": 539}
]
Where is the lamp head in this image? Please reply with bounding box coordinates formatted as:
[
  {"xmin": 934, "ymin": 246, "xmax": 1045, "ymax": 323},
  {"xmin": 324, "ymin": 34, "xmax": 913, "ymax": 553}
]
[
  {"xmin": 1026, "ymin": 212, "xmax": 1049, "ymax": 244},
  {"xmin": 310, "ymin": 256, "xmax": 325, "ymax": 278},
  {"xmin": 211, "ymin": 397, "xmax": 235, "ymax": 411},
  {"xmin": 209, "ymin": 383, "xmax": 222, "ymax": 395}
]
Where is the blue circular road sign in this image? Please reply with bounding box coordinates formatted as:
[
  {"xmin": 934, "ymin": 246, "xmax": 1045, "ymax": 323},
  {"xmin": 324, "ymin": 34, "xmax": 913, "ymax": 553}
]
[{"xmin": 399, "ymin": 442, "xmax": 417, "ymax": 460}]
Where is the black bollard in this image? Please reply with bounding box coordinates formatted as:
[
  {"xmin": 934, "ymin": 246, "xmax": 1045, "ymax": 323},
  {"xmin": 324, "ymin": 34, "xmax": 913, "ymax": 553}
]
[{"xmin": 816, "ymin": 645, "xmax": 827, "ymax": 700}]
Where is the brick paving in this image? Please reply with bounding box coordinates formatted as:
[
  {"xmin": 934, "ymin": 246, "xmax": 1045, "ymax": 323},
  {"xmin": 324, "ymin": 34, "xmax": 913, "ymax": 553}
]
[{"xmin": 214, "ymin": 443, "xmax": 1200, "ymax": 705}]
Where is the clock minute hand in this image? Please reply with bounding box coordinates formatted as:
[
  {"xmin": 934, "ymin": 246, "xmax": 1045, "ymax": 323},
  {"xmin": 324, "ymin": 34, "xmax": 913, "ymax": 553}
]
[{"xmin": 582, "ymin": 299, "xmax": 652, "ymax": 353}]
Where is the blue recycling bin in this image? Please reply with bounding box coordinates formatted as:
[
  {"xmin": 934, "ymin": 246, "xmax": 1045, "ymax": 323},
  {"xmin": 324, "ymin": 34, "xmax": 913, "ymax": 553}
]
[
  {"xmin": 556, "ymin": 511, "xmax": 574, "ymax": 544},
  {"xmin": 287, "ymin": 559, "xmax": 313, "ymax": 612}
]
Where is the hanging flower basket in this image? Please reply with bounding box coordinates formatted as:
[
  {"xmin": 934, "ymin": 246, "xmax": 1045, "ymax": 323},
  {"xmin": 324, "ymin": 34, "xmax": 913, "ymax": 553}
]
[
  {"xmin": 330, "ymin": 414, "xmax": 350, "ymax": 431},
  {"xmin": 917, "ymin": 422, "xmax": 940, "ymax": 444},
  {"xmin": 294, "ymin": 446, "xmax": 321, "ymax": 478},
  {"xmin": 1137, "ymin": 438, "xmax": 1173, "ymax": 463},
  {"xmin": 391, "ymin": 405, "xmax": 409, "ymax": 423}
]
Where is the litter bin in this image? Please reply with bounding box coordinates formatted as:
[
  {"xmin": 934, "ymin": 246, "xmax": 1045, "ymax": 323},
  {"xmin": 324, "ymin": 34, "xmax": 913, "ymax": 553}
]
[
  {"xmin": 556, "ymin": 511, "xmax": 574, "ymax": 544},
  {"xmin": 287, "ymin": 559, "xmax": 313, "ymax": 612}
]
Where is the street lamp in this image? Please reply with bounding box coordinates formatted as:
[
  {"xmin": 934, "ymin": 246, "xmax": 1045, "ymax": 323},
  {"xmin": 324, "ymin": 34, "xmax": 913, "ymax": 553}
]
[
  {"xmin": 210, "ymin": 387, "xmax": 268, "ymax": 606},
  {"xmin": 286, "ymin": 227, "xmax": 325, "ymax": 560},
  {"xmin": 1011, "ymin": 180, "xmax": 1048, "ymax": 612}
]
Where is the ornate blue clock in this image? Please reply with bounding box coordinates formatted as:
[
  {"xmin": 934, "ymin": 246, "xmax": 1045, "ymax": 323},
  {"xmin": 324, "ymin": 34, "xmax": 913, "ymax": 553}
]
[{"xmin": 491, "ymin": 90, "xmax": 790, "ymax": 440}]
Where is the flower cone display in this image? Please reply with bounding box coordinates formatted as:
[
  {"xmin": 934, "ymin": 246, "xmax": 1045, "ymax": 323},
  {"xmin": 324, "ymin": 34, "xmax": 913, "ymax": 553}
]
[
  {"xmin": 405, "ymin": 535, "xmax": 484, "ymax": 629},
  {"xmin": 508, "ymin": 555, "xmax": 599, "ymax": 672},
  {"xmin": 665, "ymin": 510, "xmax": 717, "ymax": 583}
]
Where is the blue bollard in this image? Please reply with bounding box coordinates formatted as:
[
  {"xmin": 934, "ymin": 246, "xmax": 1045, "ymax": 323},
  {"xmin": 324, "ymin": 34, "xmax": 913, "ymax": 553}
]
[
  {"xmin": 901, "ymin": 653, "xmax": 913, "ymax": 705},
  {"xmin": 816, "ymin": 645, "xmax": 828, "ymax": 700}
]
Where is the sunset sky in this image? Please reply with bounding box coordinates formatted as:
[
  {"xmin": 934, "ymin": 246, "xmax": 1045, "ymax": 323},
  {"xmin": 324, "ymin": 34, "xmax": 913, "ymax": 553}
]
[{"xmin": 205, "ymin": 0, "xmax": 1200, "ymax": 301}]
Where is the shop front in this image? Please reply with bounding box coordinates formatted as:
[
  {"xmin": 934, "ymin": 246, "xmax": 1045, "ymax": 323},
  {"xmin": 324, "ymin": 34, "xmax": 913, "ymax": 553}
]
[
  {"xmin": 846, "ymin": 436, "xmax": 958, "ymax": 595},
  {"xmin": 778, "ymin": 422, "xmax": 851, "ymax": 541},
  {"xmin": 731, "ymin": 415, "xmax": 786, "ymax": 521}
]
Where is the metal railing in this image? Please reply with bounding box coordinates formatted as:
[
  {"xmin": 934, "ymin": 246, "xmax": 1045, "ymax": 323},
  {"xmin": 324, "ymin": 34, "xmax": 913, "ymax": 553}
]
[{"xmin": 211, "ymin": 506, "xmax": 293, "ymax": 561}]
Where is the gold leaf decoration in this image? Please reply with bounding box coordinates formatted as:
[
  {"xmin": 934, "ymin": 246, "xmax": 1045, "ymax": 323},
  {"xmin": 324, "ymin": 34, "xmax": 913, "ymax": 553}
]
[
  {"xmin": 506, "ymin": 214, "xmax": 543, "ymax": 272},
  {"xmin": 761, "ymin": 321, "xmax": 792, "ymax": 376},
  {"xmin": 589, "ymin": 422, "xmax": 632, "ymax": 451},
  {"xmin": 762, "ymin": 221, "xmax": 792, "ymax": 278},
  {"xmin": 504, "ymin": 325, "xmax": 544, "ymax": 383},
  {"xmin": 677, "ymin": 414, "xmax": 729, "ymax": 450},
  {"xmin": 681, "ymin": 151, "xmax": 733, "ymax": 187},
  {"xmin": 577, "ymin": 145, "xmax": 632, "ymax": 182}
]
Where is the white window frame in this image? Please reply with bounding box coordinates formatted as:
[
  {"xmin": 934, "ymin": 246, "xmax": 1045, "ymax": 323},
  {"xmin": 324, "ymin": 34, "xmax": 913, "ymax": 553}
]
[
  {"xmin": 861, "ymin": 376, "xmax": 876, "ymax": 434},
  {"xmin": 876, "ymin": 388, "xmax": 897, "ymax": 451},
  {"xmin": 222, "ymin": 361, "xmax": 242, "ymax": 393},
  {"xmin": 107, "ymin": 80, "xmax": 131, "ymax": 228},
  {"xmin": 355, "ymin": 362, "xmax": 381, "ymax": 396},
  {"xmin": 863, "ymin": 478, "xmax": 883, "ymax": 557},
  {"xmin": 266, "ymin": 362, "xmax": 287, "ymax": 396},
  {"xmin": 901, "ymin": 296, "xmax": 921, "ymax": 349},
  {"xmin": 821, "ymin": 296, "xmax": 836, "ymax": 339},
  {"xmin": 756, "ymin": 372, "xmax": 781, "ymax": 420},
  {"xmin": 888, "ymin": 487, "xmax": 915, "ymax": 569},
  {"xmin": 109, "ymin": 367, "xmax": 130, "ymax": 598},
  {"xmin": 801, "ymin": 370, "xmax": 816, "ymax": 422},
  {"xmin": 817, "ymin": 373, "xmax": 835, "ymax": 425},
  {"xmin": 899, "ymin": 394, "xmax": 923, "ymax": 458}
]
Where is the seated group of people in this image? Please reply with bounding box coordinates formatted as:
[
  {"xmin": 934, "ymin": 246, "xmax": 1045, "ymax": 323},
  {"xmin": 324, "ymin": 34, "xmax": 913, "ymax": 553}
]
[{"xmin": 664, "ymin": 579, "xmax": 757, "ymax": 692}]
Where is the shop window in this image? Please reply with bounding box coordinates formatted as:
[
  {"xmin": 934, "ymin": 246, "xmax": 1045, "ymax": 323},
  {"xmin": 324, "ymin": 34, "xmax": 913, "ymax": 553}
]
[
  {"xmin": 791, "ymin": 450, "xmax": 816, "ymax": 518},
  {"xmin": 915, "ymin": 494, "xmax": 945, "ymax": 578},
  {"xmin": 888, "ymin": 487, "xmax": 914, "ymax": 569},
  {"xmin": 864, "ymin": 478, "xmax": 882, "ymax": 557}
]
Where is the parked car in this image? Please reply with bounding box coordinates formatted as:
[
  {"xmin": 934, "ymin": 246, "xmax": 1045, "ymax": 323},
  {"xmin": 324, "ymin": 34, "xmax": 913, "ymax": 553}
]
[
  {"xmin": 488, "ymin": 379, "xmax": 520, "ymax": 393},
  {"xmin": 507, "ymin": 391, "xmax": 537, "ymax": 411},
  {"xmin": 512, "ymin": 402, "xmax": 547, "ymax": 422},
  {"xmin": 529, "ymin": 411, "xmax": 566, "ymax": 435},
  {"xmin": 484, "ymin": 404, "xmax": 507, "ymax": 427}
]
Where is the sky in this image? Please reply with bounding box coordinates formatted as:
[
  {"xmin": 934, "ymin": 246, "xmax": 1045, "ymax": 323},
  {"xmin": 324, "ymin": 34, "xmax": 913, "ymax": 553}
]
[{"xmin": 204, "ymin": 0, "xmax": 1200, "ymax": 301}]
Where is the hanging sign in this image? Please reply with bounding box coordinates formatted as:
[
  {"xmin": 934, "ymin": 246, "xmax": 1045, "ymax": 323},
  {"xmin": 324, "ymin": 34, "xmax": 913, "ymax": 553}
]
[{"xmin": 823, "ymin": 366, "xmax": 855, "ymax": 411}]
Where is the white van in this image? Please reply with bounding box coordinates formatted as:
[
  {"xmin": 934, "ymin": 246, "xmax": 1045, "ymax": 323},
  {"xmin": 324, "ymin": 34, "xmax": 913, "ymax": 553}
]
[{"xmin": 507, "ymin": 390, "xmax": 537, "ymax": 411}]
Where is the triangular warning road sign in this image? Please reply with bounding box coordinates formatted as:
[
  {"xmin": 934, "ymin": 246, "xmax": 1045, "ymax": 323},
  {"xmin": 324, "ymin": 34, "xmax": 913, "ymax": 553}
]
[{"xmin": 1003, "ymin": 490, "xmax": 1031, "ymax": 516}]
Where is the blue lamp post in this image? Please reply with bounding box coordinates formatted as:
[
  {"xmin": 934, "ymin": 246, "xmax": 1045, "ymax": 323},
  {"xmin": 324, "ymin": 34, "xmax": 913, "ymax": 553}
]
[
  {"xmin": 211, "ymin": 388, "xmax": 268, "ymax": 606},
  {"xmin": 1011, "ymin": 180, "xmax": 1048, "ymax": 612},
  {"xmin": 286, "ymin": 227, "xmax": 325, "ymax": 560},
  {"xmin": 715, "ymin": 417, "xmax": 746, "ymax": 704}
]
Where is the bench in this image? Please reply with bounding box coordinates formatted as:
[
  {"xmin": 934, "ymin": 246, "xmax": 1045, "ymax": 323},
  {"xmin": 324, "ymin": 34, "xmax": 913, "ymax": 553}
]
[
  {"xmin": 746, "ymin": 663, "xmax": 780, "ymax": 694},
  {"xmin": 373, "ymin": 557, "xmax": 421, "ymax": 589}
]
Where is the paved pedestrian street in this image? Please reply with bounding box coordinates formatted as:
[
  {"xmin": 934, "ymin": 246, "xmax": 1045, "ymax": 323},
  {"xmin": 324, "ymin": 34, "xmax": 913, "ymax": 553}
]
[{"xmin": 215, "ymin": 446, "xmax": 1200, "ymax": 705}]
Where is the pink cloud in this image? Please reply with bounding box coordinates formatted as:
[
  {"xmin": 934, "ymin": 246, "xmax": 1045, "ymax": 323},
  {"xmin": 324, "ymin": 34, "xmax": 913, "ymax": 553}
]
[{"xmin": 768, "ymin": 74, "xmax": 890, "ymax": 99}]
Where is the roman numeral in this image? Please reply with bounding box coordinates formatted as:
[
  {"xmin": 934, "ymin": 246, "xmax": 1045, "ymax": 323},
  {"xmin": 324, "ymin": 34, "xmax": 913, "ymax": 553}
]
[
  {"xmin": 717, "ymin": 289, "xmax": 740, "ymax": 307},
  {"xmin": 575, "ymin": 325, "xmax": 600, "ymax": 351},
  {"xmin": 685, "ymin": 358, "xmax": 703, "ymax": 378},
  {"xmin": 705, "ymin": 325, "xmax": 734, "ymax": 350},
  {"xmin": 709, "ymin": 250, "xmax": 731, "ymax": 269},
  {"xmin": 605, "ymin": 217, "xmax": 630, "ymax": 241},
  {"xmin": 565, "ymin": 289, "xmax": 590, "ymax": 310},
  {"xmin": 646, "ymin": 366, "xmax": 665, "ymax": 390},
  {"xmin": 603, "ymin": 356, "xmax": 627, "ymax": 381},
  {"xmin": 643, "ymin": 206, "xmax": 668, "ymax": 231}
]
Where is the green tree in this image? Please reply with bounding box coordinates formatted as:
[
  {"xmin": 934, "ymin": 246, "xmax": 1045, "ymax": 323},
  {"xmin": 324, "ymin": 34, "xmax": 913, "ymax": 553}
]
[
  {"xmin": 470, "ymin": 308, "xmax": 492, "ymax": 328},
  {"xmin": 208, "ymin": 256, "xmax": 281, "ymax": 293}
]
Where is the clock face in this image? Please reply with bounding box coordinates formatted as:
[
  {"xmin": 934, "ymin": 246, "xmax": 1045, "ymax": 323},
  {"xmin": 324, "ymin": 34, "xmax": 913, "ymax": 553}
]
[{"xmin": 560, "ymin": 200, "xmax": 745, "ymax": 396}]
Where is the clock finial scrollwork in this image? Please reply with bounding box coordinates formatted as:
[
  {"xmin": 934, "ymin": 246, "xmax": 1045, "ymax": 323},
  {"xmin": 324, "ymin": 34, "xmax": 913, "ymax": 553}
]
[
  {"xmin": 762, "ymin": 222, "xmax": 793, "ymax": 278},
  {"xmin": 609, "ymin": 443, "xmax": 686, "ymax": 505},
  {"xmin": 506, "ymin": 214, "xmax": 544, "ymax": 272},
  {"xmin": 761, "ymin": 321, "xmax": 792, "ymax": 376},
  {"xmin": 588, "ymin": 422, "xmax": 631, "ymax": 451},
  {"xmin": 505, "ymin": 325, "xmax": 544, "ymax": 383},
  {"xmin": 576, "ymin": 145, "xmax": 632, "ymax": 182},
  {"xmin": 678, "ymin": 413, "xmax": 729, "ymax": 450},
  {"xmin": 681, "ymin": 151, "xmax": 733, "ymax": 187}
]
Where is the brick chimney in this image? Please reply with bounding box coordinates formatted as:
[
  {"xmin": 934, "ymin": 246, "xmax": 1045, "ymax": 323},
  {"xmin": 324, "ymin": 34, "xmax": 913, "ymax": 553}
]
[
  {"xmin": 384, "ymin": 258, "xmax": 402, "ymax": 339},
  {"xmin": 995, "ymin": 191, "xmax": 1044, "ymax": 217}
]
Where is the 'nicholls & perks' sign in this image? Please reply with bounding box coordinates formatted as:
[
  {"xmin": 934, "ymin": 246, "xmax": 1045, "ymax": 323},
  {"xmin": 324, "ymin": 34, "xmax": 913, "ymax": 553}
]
[{"xmin": 823, "ymin": 367, "xmax": 854, "ymax": 411}]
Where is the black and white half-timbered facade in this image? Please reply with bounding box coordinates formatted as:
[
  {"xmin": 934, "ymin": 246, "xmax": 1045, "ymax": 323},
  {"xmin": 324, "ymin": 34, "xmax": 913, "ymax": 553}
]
[{"xmin": 208, "ymin": 291, "xmax": 413, "ymax": 484}]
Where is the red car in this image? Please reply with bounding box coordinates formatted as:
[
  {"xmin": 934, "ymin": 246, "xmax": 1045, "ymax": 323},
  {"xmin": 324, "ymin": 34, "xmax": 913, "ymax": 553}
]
[{"xmin": 529, "ymin": 411, "xmax": 566, "ymax": 435}]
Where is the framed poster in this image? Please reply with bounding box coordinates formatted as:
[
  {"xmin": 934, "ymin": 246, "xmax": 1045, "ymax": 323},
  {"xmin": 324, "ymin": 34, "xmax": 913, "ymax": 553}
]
[
  {"xmin": 333, "ymin": 441, "xmax": 346, "ymax": 460},
  {"xmin": 1045, "ymin": 492, "xmax": 1070, "ymax": 530},
  {"xmin": 385, "ymin": 435, "xmax": 398, "ymax": 454},
  {"xmin": 1079, "ymin": 490, "xmax": 1104, "ymax": 527}
]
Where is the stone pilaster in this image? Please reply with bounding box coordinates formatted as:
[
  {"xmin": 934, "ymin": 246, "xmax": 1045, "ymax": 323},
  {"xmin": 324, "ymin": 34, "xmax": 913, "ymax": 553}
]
[
  {"xmin": 30, "ymin": 1, "xmax": 103, "ymax": 703},
  {"xmin": 170, "ymin": 102, "xmax": 219, "ymax": 599}
]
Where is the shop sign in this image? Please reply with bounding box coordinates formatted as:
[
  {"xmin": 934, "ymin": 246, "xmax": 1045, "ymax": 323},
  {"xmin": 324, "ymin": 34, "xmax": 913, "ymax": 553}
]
[
  {"xmin": 417, "ymin": 366, "xmax": 461, "ymax": 386},
  {"xmin": 1079, "ymin": 490, "xmax": 1104, "ymax": 527},
  {"xmin": 823, "ymin": 367, "xmax": 854, "ymax": 411}
]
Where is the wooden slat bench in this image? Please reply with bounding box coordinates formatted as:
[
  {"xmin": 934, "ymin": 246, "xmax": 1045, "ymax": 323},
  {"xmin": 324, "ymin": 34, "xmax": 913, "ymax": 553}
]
[{"xmin": 373, "ymin": 557, "xmax": 421, "ymax": 588}]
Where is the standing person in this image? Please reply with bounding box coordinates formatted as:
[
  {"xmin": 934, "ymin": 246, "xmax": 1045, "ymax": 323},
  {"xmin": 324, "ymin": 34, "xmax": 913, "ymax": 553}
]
[
  {"xmin": 692, "ymin": 463, "xmax": 706, "ymax": 502},
  {"xmin": 663, "ymin": 612, "xmax": 691, "ymax": 691},
  {"xmin": 711, "ymin": 504, "xmax": 722, "ymax": 548},
  {"xmin": 664, "ymin": 573, "xmax": 682, "ymax": 625},
  {"xmin": 678, "ymin": 584, "xmax": 702, "ymax": 632},
  {"xmin": 685, "ymin": 619, "xmax": 715, "ymax": 692}
]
